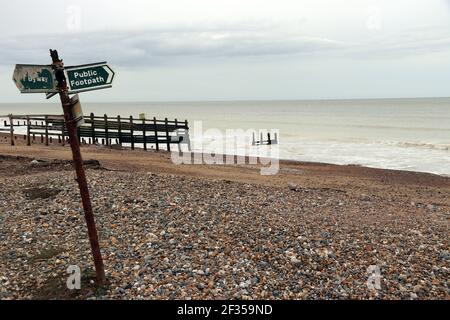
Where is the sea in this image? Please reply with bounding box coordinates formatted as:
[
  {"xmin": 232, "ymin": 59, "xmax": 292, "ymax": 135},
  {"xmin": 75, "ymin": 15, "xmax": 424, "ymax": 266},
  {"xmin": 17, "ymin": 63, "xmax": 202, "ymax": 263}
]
[{"xmin": 1, "ymin": 97, "xmax": 449, "ymax": 176}]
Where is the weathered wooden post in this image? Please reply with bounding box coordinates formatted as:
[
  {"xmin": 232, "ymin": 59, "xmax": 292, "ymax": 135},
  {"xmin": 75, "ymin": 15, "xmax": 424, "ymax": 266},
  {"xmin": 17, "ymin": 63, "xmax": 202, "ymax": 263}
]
[
  {"xmin": 185, "ymin": 120, "xmax": 191, "ymax": 151},
  {"xmin": 153, "ymin": 117, "xmax": 159, "ymax": 151},
  {"xmin": 8, "ymin": 114, "xmax": 14, "ymax": 146},
  {"xmin": 117, "ymin": 115, "xmax": 122, "ymax": 146},
  {"xmin": 50, "ymin": 49, "xmax": 106, "ymax": 284},
  {"xmin": 142, "ymin": 118, "xmax": 147, "ymax": 151},
  {"xmin": 90, "ymin": 112, "xmax": 96, "ymax": 144},
  {"xmin": 164, "ymin": 117, "xmax": 170, "ymax": 151},
  {"xmin": 45, "ymin": 115, "xmax": 49, "ymax": 146},
  {"xmin": 104, "ymin": 114, "xmax": 109, "ymax": 146},
  {"xmin": 61, "ymin": 120, "xmax": 66, "ymax": 146},
  {"xmin": 26, "ymin": 116, "xmax": 31, "ymax": 146},
  {"xmin": 129, "ymin": 115, "xmax": 135, "ymax": 150}
]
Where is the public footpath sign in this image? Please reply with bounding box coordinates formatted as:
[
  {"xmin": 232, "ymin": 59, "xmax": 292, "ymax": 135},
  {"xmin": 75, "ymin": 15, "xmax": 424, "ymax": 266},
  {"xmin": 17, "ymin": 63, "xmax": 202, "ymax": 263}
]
[
  {"xmin": 13, "ymin": 64, "xmax": 58, "ymax": 93},
  {"xmin": 12, "ymin": 50, "xmax": 110, "ymax": 285},
  {"xmin": 13, "ymin": 62, "xmax": 115, "ymax": 96},
  {"xmin": 65, "ymin": 62, "xmax": 115, "ymax": 93}
]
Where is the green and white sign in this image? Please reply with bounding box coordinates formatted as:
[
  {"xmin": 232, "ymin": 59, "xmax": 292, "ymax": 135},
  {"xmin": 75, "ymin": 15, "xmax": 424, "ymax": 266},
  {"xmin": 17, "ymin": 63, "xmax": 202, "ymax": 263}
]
[
  {"xmin": 65, "ymin": 62, "xmax": 115, "ymax": 93},
  {"xmin": 12, "ymin": 64, "xmax": 58, "ymax": 93}
]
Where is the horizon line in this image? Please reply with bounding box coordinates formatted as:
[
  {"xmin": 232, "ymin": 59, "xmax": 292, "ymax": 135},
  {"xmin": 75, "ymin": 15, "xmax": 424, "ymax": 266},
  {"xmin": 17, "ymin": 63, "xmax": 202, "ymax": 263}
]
[{"xmin": 1, "ymin": 95, "xmax": 450, "ymax": 104}]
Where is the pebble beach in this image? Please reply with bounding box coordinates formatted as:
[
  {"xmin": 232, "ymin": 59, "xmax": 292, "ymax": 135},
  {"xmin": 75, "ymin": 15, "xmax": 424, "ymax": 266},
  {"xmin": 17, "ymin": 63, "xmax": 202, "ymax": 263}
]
[{"xmin": 0, "ymin": 143, "xmax": 449, "ymax": 300}]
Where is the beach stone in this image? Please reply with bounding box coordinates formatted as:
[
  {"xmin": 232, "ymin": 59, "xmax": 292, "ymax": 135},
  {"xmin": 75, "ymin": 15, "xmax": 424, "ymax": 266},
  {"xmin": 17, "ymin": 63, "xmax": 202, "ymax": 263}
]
[
  {"xmin": 288, "ymin": 182, "xmax": 298, "ymax": 191},
  {"xmin": 290, "ymin": 257, "xmax": 302, "ymax": 267},
  {"xmin": 439, "ymin": 250, "xmax": 450, "ymax": 261},
  {"xmin": 239, "ymin": 280, "xmax": 251, "ymax": 288},
  {"xmin": 413, "ymin": 285, "xmax": 422, "ymax": 293},
  {"xmin": 147, "ymin": 233, "xmax": 158, "ymax": 242},
  {"xmin": 0, "ymin": 292, "xmax": 10, "ymax": 299}
]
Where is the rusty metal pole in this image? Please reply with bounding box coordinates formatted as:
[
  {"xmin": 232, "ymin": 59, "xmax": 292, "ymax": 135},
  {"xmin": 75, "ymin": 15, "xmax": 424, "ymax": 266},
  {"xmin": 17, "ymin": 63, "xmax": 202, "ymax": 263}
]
[{"xmin": 50, "ymin": 49, "xmax": 106, "ymax": 285}]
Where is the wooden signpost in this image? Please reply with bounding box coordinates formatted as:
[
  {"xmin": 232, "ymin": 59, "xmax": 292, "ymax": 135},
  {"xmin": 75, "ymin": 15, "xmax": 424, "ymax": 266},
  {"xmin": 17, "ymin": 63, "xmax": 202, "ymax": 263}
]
[{"xmin": 12, "ymin": 50, "xmax": 116, "ymax": 285}]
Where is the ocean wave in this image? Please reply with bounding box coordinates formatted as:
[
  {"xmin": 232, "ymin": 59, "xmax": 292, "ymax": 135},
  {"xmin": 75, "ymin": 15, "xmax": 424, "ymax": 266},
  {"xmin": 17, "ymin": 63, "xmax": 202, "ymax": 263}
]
[{"xmin": 386, "ymin": 141, "xmax": 450, "ymax": 151}]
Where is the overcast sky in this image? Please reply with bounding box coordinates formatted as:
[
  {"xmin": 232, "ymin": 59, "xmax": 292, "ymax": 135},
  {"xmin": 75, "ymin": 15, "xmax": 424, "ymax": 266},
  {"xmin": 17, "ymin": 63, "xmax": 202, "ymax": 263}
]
[{"xmin": 1, "ymin": 0, "xmax": 449, "ymax": 102}]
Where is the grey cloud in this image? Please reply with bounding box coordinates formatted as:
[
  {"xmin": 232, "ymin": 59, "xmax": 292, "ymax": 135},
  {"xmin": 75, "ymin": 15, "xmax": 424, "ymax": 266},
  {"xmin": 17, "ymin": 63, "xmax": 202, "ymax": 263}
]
[
  {"xmin": 354, "ymin": 26, "xmax": 450, "ymax": 58},
  {"xmin": 0, "ymin": 26, "xmax": 344, "ymax": 67},
  {"xmin": 0, "ymin": 25, "xmax": 449, "ymax": 68}
]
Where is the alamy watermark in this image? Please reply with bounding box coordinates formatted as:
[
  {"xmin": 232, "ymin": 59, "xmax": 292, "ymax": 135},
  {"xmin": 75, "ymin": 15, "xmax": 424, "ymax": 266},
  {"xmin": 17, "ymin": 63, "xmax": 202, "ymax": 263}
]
[
  {"xmin": 170, "ymin": 121, "xmax": 280, "ymax": 175},
  {"xmin": 366, "ymin": 265, "xmax": 382, "ymax": 291},
  {"xmin": 66, "ymin": 5, "xmax": 82, "ymax": 32},
  {"xmin": 66, "ymin": 265, "xmax": 81, "ymax": 290},
  {"xmin": 366, "ymin": 6, "xmax": 382, "ymax": 31}
]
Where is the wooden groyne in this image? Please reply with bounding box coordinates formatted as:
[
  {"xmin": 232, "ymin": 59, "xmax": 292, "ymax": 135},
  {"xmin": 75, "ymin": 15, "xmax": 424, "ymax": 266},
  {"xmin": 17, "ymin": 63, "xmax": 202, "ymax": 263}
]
[
  {"xmin": 1, "ymin": 113, "xmax": 190, "ymax": 151},
  {"xmin": 252, "ymin": 131, "xmax": 278, "ymax": 146}
]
